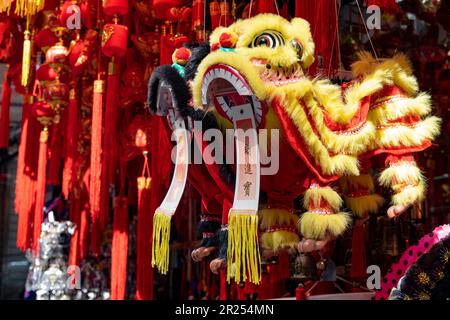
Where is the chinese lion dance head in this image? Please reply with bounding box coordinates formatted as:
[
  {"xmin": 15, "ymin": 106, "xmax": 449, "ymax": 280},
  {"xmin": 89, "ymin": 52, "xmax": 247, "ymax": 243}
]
[{"xmin": 150, "ymin": 13, "xmax": 441, "ymax": 288}]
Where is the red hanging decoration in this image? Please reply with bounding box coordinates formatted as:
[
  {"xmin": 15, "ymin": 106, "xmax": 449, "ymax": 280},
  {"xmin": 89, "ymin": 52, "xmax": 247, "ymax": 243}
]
[
  {"xmin": 257, "ymin": 0, "xmax": 276, "ymax": 14},
  {"xmin": 295, "ymin": 0, "xmax": 340, "ymax": 77},
  {"xmin": 47, "ymin": 122, "xmax": 62, "ymax": 186},
  {"xmin": 62, "ymin": 86, "xmax": 79, "ymax": 199},
  {"xmin": 16, "ymin": 95, "xmax": 36, "ymax": 251},
  {"xmin": 136, "ymin": 151, "xmax": 153, "ymax": 300},
  {"xmin": 32, "ymin": 126, "xmax": 49, "ymax": 253},
  {"xmin": 0, "ymin": 73, "xmax": 11, "ymax": 148},
  {"xmin": 89, "ymin": 79, "xmax": 104, "ymax": 223},
  {"xmin": 68, "ymin": 191, "xmax": 82, "ymax": 266},
  {"xmin": 110, "ymin": 196, "xmax": 129, "ymax": 300}
]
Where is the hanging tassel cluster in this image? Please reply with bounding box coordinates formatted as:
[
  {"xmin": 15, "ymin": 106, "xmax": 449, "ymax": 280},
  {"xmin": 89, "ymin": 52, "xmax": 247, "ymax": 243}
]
[
  {"xmin": 151, "ymin": 210, "xmax": 172, "ymax": 274},
  {"xmin": 110, "ymin": 196, "xmax": 129, "ymax": 300},
  {"xmin": 226, "ymin": 211, "xmax": 261, "ymax": 284},
  {"xmin": 0, "ymin": 74, "xmax": 11, "ymax": 148},
  {"xmin": 16, "ymin": 95, "xmax": 38, "ymax": 251}
]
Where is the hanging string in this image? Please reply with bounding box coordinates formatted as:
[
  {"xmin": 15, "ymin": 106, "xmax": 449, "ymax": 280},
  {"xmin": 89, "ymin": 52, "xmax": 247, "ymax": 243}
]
[
  {"xmin": 355, "ymin": 0, "xmax": 378, "ymax": 60},
  {"xmin": 249, "ymin": 0, "xmax": 254, "ymax": 18},
  {"xmin": 327, "ymin": 0, "xmax": 341, "ymax": 76},
  {"xmin": 203, "ymin": 0, "xmax": 206, "ymax": 41},
  {"xmin": 273, "ymin": 0, "xmax": 280, "ymax": 16}
]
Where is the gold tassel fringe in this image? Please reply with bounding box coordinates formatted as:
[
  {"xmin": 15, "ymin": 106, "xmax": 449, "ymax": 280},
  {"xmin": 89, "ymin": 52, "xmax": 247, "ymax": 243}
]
[
  {"xmin": 227, "ymin": 212, "xmax": 261, "ymax": 284},
  {"xmin": 151, "ymin": 209, "xmax": 172, "ymax": 274},
  {"xmin": 21, "ymin": 30, "xmax": 31, "ymax": 87}
]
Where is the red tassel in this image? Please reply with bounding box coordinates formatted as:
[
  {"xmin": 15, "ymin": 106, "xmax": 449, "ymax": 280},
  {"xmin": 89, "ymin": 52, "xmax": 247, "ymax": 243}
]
[
  {"xmin": 350, "ymin": 221, "xmax": 367, "ymax": 280},
  {"xmin": 136, "ymin": 155, "xmax": 153, "ymax": 300},
  {"xmin": 89, "ymin": 79, "xmax": 104, "ymax": 222},
  {"xmin": 110, "ymin": 196, "xmax": 129, "ymax": 300},
  {"xmin": 104, "ymin": 58, "xmax": 120, "ymax": 185},
  {"xmin": 160, "ymin": 25, "xmax": 175, "ymax": 65},
  {"xmin": 16, "ymin": 95, "xmax": 35, "ymax": 250},
  {"xmin": 47, "ymin": 123, "xmax": 62, "ymax": 186},
  {"xmin": 68, "ymin": 192, "xmax": 82, "ymax": 266},
  {"xmin": 62, "ymin": 87, "xmax": 79, "ymax": 198},
  {"xmin": 32, "ymin": 127, "xmax": 49, "ymax": 253},
  {"xmin": 0, "ymin": 75, "xmax": 11, "ymax": 148},
  {"xmin": 78, "ymin": 204, "xmax": 89, "ymax": 261}
]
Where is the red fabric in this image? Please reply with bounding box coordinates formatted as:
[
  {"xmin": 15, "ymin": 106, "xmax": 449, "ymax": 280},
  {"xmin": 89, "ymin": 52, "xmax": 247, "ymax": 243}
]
[
  {"xmin": 295, "ymin": 0, "xmax": 340, "ymax": 77},
  {"xmin": 256, "ymin": 0, "xmax": 276, "ymax": 14},
  {"xmin": 110, "ymin": 196, "xmax": 129, "ymax": 300},
  {"xmin": 271, "ymin": 97, "xmax": 339, "ymax": 184},
  {"xmin": 350, "ymin": 222, "xmax": 367, "ymax": 280},
  {"xmin": 0, "ymin": 79, "xmax": 11, "ymax": 148}
]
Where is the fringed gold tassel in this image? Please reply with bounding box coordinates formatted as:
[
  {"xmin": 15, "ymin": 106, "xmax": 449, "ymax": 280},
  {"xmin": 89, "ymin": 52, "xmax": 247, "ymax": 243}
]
[
  {"xmin": 344, "ymin": 194, "xmax": 385, "ymax": 218},
  {"xmin": 151, "ymin": 209, "xmax": 172, "ymax": 274},
  {"xmin": 227, "ymin": 211, "xmax": 261, "ymax": 285},
  {"xmin": 21, "ymin": 29, "xmax": 31, "ymax": 87}
]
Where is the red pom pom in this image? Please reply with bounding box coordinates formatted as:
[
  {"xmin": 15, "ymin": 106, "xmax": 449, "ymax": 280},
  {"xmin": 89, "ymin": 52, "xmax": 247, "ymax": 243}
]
[
  {"xmin": 211, "ymin": 42, "xmax": 220, "ymax": 51},
  {"xmin": 219, "ymin": 31, "xmax": 237, "ymax": 48},
  {"xmin": 172, "ymin": 47, "xmax": 191, "ymax": 65}
]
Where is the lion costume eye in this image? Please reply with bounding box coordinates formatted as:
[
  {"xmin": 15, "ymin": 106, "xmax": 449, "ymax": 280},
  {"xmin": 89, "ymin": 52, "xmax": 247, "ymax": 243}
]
[{"xmin": 251, "ymin": 31, "xmax": 285, "ymax": 48}]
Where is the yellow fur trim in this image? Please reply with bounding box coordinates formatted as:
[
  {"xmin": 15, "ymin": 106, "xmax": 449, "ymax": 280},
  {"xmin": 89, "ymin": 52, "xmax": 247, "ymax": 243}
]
[
  {"xmin": 344, "ymin": 194, "xmax": 385, "ymax": 218},
  {"xmin": 277, "ymin": 91, "xmax": 360, "ymax": 176},
  {"xmin": 210, "ymin": 26, "xmax": 227, "ymax": 46},
  {"xmin": 227, "ymin": 211, "xmax": 261, "ymax": 284},
  {"xmin": 340, "ymin": 174, "xmax": 375, "ymax": 193},
  {"xmin": 379, "ymin": 161, "xmax": 423, "ymax": 187},
  {"xmin": 368, "ymin": 93, "xmax": 432, "ymax": 125},
  {"xmin": 302, "ymin": 92, "xmax": 376, "ymax": 155},
  {"xmin": 258, "ymin": 208, "xmax": 296, "ymax": 230},
  {"xmin": 373, "ymin": 116, "xmax": 441, "ymax": 149},
  {"xmin": 151, "ymin": 210, "xmax": 172, "ymax": 274},
  {"xmin": 391, "ymin": 181, "xmax": 426, "ymax": 206},
  {"xmin": 303, "ymin": 186, "xmax": 343, "ymax": 211},
  {"xmin": 351, "ymin": 52, "xmax": 418, "ymax": 95},
  {"xmin": 299, "ymin": 212, "xmax": 351, "ymax": 240},
  {"xmin": 260, "ymin": 230, "xmax": 299, "ymax": 251}
]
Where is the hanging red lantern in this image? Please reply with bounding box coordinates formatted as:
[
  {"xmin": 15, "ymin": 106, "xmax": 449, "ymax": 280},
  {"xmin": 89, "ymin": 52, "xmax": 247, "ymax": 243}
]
[
  {"xmin": 43, "ymin": 80, "xmax": 70, "ymax": 110},
  {"xmin": 103, "ymin": 0, "xmax": 129, "ymax": 17},
  {"xmin": 34, "ymin": 28, "xmax": 59, "ymax": 53},
  {"xmin": 36, "ymin": 63, "xmax": 70, "ymax": 83},
  {"xmin": 45, "ymin": 43, "xmax": 69, "ymax": 64},
  {"xmin": 101, "ymin": 23, "xmax": 128, "ymax": 58}
]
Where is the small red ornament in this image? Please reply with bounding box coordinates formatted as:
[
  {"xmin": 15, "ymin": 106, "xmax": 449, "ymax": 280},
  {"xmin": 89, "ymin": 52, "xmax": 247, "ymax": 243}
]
[
  {"xmin": 102, "ymin": 23, "xmax": 128, "ymax": 58},
  {"xmin": 45, "ymin": 43, "xmax": 68, "ymax": 64},
  {"xmin": 219, "ymin": 31, "xmax": 238, "ymax": 48},
  {"xmin": 172, "ymin": 47, "xmax": 191, "ymax": 65}
]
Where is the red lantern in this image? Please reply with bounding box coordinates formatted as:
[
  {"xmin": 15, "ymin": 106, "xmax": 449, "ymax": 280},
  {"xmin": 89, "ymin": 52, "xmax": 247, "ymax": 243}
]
[
  {"xmin": 34, "ymin": 28, "xmax": 59, "ymax": 52},
  {"xmin": 36, "ymin": 63, "xmax": 70, "ymax": 83},
  {"xmin": 45, "ymin": 43, "xmax": 69, "ymax": 64},
  {"xmin": 103, "ymin": 0, "xmax": 129, "ymax": 17},
  {"xmin": 101, "ymin": 24, "xmax": 128, "ymax": 58},
  {"xmin": 43, "ymin": 80, "xmax": 70, "ymax": 110},
  {"xmin": 32, "ymin": 100, "xmax": 56, "ymax": 125}
]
